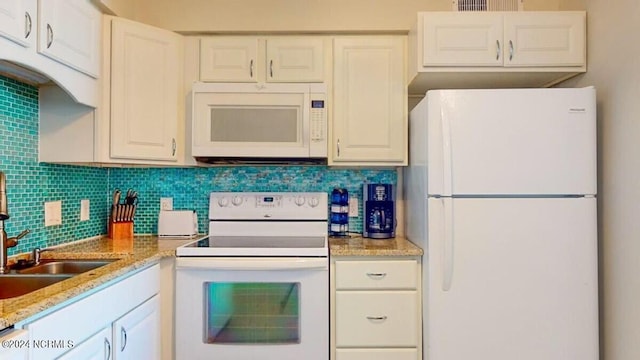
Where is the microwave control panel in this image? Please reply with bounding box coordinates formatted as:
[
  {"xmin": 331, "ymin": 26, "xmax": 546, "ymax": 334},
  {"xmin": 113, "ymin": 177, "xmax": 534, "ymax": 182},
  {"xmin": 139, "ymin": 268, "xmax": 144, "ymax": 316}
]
[{"xmin": 310, "ymin": 95, "xmax": 326, "ymax": 141}]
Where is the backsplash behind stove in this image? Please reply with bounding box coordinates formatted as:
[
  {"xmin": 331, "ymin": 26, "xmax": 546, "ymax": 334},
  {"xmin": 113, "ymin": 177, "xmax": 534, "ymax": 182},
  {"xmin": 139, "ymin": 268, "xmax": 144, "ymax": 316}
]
[{"xmin": 109, "ymin": 166, "xmax": 396, "ymax": 235}]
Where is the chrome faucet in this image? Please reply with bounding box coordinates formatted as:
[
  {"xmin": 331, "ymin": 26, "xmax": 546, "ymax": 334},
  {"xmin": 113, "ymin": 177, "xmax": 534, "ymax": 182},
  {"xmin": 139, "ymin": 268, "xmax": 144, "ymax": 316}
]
[{"xmin": 0, "ymin": 171, "xmax": 31, "ymax": 273}]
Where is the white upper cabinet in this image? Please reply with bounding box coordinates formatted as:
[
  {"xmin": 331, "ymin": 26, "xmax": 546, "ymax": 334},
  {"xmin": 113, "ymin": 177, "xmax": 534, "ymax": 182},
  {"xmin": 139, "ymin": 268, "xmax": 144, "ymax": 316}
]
[
  {"xmin": 0, "ymin": 0, "xmax": 99, "ymax": 107},
  {"xmin": 409, "ymin": 11, "xmax": 586, "ymax": 93},
  {"xmin": 200, "ymin": 36, "xmax": 325, "ymax": 82},
  {"xmin": 39, "ymin": 16, "xmax": 185, "ymax": 165},
  {"xmin": 504, "ymin": 12, "xmax": 585, "ymax": 67},
  {"xmin": 332, "ymin": 36, "xmax": 407, "ymax": 166},
  {"xmin": 421, "ymin": 12, "xmax": 504, "ymax": 66},
  {"xmin": 0, "ymin": 0, "xmax": 36, "ymax": 48},
  {"xmin": 38, "ymin": 0, "xmax": 101, "ymax": 78},
  {"xmin": 265, "ymin": 38, "xmax": 325, "ymax": 82},
  {"xmin": 109, "ymin": 17, "xmax": 181, "ymax": 162},
  {"xmin": 200, "ymin": 37, "xmax": 258, "ymax": 82}
]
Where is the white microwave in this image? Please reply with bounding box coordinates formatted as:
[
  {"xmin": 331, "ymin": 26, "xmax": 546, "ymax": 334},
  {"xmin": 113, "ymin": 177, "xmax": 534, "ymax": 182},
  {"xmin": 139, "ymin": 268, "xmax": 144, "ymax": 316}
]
[{"xmin": 191, "ymin": 82, "xmax": 327, "ymax": 162}]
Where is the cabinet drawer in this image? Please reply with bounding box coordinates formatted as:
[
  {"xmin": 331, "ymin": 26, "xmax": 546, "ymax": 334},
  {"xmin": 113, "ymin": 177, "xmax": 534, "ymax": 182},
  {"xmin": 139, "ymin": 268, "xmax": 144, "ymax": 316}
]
[
  {"xmin": 336, "ymin": 348, "xmax": 418, "ymax": 360},
  {"xmin": 335, "ymin": 291, "xmax": 418, "ymax": 347},
  {"xmin": 335, "ymin": 260, "xmax": 417, "ymax": 290}
]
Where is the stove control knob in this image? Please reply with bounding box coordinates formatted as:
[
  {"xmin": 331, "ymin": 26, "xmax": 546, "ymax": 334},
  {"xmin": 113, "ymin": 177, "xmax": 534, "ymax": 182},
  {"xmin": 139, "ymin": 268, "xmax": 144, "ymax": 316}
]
[
  {"xmin": 217, "ymin": 197, "xmax": 229, "ymax": 207},
  {"xmin": 309, "ymin": 197, "xmax": 319, "ymax": 207},
  {"xmin": 232, "ymin": 196, "xmax": 243, "ymax": 206},
  {"xmin": 295, "ymin": 196, "xmax": 306, "ymax": 206}
]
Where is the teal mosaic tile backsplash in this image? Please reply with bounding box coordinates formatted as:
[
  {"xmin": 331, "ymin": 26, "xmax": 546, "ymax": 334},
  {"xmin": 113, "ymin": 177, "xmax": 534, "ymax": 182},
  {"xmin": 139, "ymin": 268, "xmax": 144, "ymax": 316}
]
[
  {"xmin": 0, "ymin": 75, "xmax": 108, "ymax": 256},
  {"xmin": 1, "ymin": 74, "xmax": 397, "ymax": 254},
  {"xmin": 109, "ymin": 166, "xmax": 396, "ymax": 234}
]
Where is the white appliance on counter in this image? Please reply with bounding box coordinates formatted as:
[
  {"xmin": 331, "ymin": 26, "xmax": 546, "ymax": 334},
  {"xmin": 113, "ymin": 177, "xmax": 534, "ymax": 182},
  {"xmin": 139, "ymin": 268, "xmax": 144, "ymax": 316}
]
[
  {"xmin": 175, "ymin": 192, "xmax": 329, "ymax": 360},
  {"xmin": 404, "ymin": 87, "xmax": 598, "ymax": 360},
  {"xmin": 191, "ymin": 82, "xmax": 327, "ymax": 162}
]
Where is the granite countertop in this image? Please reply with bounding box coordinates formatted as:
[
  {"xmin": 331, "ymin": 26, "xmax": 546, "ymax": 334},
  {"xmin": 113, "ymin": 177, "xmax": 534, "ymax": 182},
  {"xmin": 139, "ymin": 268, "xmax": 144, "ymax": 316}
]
[
  {"xmin": 0, "ymin": 235, "xmax": 194, "ymax": 329},
  {"xmin": 329, "ymin": 235, "xmax": 423, "ymax": 257},
  {"xmin": 0, "ymin": 233, "xmax": 423, "ymax": 329}
]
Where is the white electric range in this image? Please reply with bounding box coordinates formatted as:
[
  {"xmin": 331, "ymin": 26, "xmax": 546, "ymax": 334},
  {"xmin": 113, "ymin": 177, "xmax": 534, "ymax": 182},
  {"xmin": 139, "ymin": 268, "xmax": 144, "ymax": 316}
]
[{"xmin": 175, "ymin": 192, "xmax": 329, "ymax": 360}]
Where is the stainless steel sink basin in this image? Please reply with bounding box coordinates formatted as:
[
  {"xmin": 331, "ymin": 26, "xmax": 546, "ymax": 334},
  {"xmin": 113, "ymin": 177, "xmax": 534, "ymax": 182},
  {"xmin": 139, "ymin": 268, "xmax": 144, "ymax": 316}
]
[
  {"xmin": 0, "ymin": 274, "xmax": 72, "ymax": 299},
  {"xmin": 17, "ymin": 259, "xmax": 116, "ymax": 275}
]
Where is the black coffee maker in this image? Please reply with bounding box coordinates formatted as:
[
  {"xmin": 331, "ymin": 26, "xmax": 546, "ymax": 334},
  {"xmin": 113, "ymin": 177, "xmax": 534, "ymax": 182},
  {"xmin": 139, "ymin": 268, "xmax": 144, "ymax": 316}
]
[{"xmin": 363, "ymin": 183, "xmax": 395, "ymax": 239}]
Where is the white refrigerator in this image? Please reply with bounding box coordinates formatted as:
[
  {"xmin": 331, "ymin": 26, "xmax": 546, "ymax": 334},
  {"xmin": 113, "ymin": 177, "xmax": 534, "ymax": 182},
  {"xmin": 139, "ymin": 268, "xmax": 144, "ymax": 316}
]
[{"xmin": 404, "ymin": 88, "xmax": 599, "ymax": 360}]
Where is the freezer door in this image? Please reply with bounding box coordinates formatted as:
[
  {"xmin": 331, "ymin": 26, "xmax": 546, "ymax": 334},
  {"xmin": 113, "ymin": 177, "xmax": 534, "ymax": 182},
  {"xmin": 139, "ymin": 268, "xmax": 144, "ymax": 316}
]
[
  {"xmin": 426, "ymin": 197, "xmax": 598, "ymax": 360},
  {"xmin": 426, "ymin": 88, "xmax": 596, "ymax": 196}
]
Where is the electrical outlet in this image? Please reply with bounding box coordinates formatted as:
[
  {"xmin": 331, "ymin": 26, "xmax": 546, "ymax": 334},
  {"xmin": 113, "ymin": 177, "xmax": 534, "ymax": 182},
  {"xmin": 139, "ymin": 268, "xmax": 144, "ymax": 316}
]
[
  {"xmin": 348, "ymin": 197, "xmax": 358, "ymax": 217},
  {"xmin": 160, "ymin": 197, "xmax": 173, "ymax": 211},
  {"xmin": 80, "ymin": 199, "xmax": 90, "ymax": 221},
  {"xmin": 44, "ymin": 200, "xmax": 62, "ymax": 226}
]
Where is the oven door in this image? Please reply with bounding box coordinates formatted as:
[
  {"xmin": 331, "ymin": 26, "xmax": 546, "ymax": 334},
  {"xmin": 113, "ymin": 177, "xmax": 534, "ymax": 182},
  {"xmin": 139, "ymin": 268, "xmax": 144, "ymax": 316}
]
[{"xmin": 175, "ymin": 257, "xmax": 329, "ymax": 360}]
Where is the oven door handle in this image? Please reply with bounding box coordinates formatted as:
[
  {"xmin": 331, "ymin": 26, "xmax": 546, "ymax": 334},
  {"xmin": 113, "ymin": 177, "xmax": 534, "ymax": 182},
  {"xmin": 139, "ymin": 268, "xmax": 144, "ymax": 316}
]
[{"xmin": 176, "ymin": 257, "xmax": 328, "ymax": 271}]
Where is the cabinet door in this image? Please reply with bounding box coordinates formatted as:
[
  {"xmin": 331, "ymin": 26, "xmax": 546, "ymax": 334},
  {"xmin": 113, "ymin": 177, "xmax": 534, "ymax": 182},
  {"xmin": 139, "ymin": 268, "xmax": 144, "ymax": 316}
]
[
  {"xmin": 200, "ymin": 37, "xmax": 258, "ymax": 82},
  {"xmin": 0, "ymin": 0, "xmax": 36, "ymax": 48},
  {"xmin": 421, "ymin": 12, "xmax": 503, "ymax": 66},
  {"xmin": 336, "ymin": 348, "xmax": 418, "ymax": 360},
  {"xmin": 110, "ymin": 17, "xmax": 180, "ymax": 161},
  {"xmin": 38, "ymin": 0, "xmax": 101, "ymax": 77},
  {"xmin": 332, "ymin": 36, "xmax": 406, "ymax": 164},
  {"xmin": 57, "ymin": 327, "xmax": 111, "ymax": 360},
  {"xmin": 0, "ymin": 329, "xmax": 28, "ymax": 360},
  {"xmin": 266, "ymin": 38, "xmax": 324, "ymax": 82},
  {"xmin": 335, "ymin": 291, "xmax": 418, "ymax": 347},
  {"xmin": 113, "ymin": 295, "xmax": 160, "ymax": 360},
  {"xmin": 504, "ymin": 11, "xmax": 585, "ymax": 66}
]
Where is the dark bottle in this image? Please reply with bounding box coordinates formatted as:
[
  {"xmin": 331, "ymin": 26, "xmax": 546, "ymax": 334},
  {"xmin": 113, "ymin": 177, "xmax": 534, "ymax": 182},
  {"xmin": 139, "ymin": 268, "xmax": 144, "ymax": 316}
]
[{"xmin": 330, "ymin": 188, "xmax": 349, "ymax": 237}]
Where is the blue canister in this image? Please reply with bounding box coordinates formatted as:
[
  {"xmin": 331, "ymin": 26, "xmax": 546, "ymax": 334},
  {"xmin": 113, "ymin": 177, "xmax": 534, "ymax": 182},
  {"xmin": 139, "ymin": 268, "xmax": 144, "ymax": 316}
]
[{"xmin": 330, "ymin": 188, "xmax": 349, "ymax": 237}]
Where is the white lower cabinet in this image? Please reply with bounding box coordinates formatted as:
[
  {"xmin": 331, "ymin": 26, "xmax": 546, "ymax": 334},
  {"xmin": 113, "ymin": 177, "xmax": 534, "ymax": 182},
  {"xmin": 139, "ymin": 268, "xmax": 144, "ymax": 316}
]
[
  {"xmin": 336, "ymin": 348, "xmax": 418, "ymax": 360},
  {"xmin": 57, "ymin": 327, "xmax": 111, "ymax": 360},
  {"xmin": 113, "ymin": 295, "xmax": 160, "ymax": 360},
  {"xmin": 332, "ymin": 258, "xmax": 421, "ymax": 360},
  {"xmin": 22, "ymin": 264, "xmax": 160, "ymax": 360},
  {"xmin": 0, "ymin": 328, "xmax": 28, "ymax": 360}
]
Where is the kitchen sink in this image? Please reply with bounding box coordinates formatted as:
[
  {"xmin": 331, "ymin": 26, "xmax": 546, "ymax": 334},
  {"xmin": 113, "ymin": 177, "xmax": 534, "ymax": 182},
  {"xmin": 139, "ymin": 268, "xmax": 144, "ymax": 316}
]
[
  {"xmin": 0, "ymin": 274, "xmax": 73, "ymax": 299},
  {"xmin": 17, "ymin": 259, "xmax": 117, "ymax": 275}
]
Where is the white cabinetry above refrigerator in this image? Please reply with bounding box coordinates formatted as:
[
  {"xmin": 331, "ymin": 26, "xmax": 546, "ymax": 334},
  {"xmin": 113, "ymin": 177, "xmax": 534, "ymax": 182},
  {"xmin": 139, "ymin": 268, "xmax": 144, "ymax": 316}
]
[{"xmin": 408, "ymin": 11, "xmax": 586, "ymax": 94}]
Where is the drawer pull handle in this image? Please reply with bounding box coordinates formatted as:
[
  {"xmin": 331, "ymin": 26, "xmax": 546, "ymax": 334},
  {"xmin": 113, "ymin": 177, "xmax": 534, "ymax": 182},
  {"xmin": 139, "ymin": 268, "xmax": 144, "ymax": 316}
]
[
  {"xmin": 366, "ymin": 272, "xmax": 387, "ymax": 278},
  {"xmin": 366, "ymin": 316, "xmax": 388, "ymax": 321}
]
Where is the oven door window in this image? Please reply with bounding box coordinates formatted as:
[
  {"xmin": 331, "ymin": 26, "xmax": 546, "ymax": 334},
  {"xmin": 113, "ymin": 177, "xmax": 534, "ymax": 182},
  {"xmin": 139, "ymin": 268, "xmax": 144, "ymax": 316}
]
[{"xmin": 204, "ymin": 282, "xmax": 301, "ymax": 344}]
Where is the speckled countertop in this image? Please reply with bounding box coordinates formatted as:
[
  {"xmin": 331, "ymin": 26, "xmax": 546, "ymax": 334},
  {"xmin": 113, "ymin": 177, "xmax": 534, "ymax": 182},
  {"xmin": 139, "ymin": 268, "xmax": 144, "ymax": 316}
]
[
  {"xmin": 0, "ymin": 235, "xmax": 194, "ymax": 329},
  {"xmin": 0, "ymin": 234, "xmax": 423, "ymax": 329},
  {"xmin": 329, "ymin": 235, "xmax": 423, "ymax": 256}
]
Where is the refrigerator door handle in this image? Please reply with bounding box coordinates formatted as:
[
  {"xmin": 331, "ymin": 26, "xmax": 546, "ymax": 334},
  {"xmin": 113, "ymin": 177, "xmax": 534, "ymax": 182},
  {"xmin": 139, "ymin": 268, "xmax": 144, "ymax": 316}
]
[
  {"xmin": 441, "ymin": 108, "xmax": 453, "ymax": 196},
  {"xmin": 442, "ymin": 198, "xmax": 454, "ymax": 291}
]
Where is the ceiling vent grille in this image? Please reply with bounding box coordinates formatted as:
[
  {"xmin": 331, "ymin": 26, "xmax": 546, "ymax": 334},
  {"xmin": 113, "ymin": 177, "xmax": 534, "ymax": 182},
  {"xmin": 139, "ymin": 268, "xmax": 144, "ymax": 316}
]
[{"xmin": 454, "ymin": 0, "xmax": 523, "ymax": 11}]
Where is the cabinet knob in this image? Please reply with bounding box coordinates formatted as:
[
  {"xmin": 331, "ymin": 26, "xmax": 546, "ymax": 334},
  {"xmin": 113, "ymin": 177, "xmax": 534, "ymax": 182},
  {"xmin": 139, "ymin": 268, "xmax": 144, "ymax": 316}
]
[
  {"xmin": 509, "ymin": 40, "xmax": 514, "ymax": 61},
  {"xmin": 366, "ymin": 272, "xmax": 387, "ymax": 279},
  {"xmin": 46, "ymin": 24, "xmax": 53, "ymax": 48},
  {"xmin": 120, "ymin": 326, "xmax": 128, "ymax": 351},
  {"xmin": 104, "ymin": 338, "xmax": 111, "ymax": 360},
  {"xmin": 24, "ymin": 12, "xmax": 32, "ymax": 39}
]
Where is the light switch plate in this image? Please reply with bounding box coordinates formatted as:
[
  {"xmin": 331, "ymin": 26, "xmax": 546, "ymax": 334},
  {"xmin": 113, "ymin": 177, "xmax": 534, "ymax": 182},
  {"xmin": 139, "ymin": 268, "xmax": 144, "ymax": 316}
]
[
  {"xmin": 160, "ymin": 198, "xmax": 173, "ymax": 211},
  {"xmin": 44, "ymin": 200, "xmax": 62, "ymax": 226},
  {"xmin": 80, "ymin": 199, "xmax": 90, "ymax": 221},
  {"xmin": 348, "ymin": 197, "xmax": 358, "ymax": 217}
]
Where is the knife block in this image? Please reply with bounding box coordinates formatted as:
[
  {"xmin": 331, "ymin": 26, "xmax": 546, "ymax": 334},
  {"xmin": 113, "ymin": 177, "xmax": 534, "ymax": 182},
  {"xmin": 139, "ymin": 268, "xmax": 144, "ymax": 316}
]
[{"xmin": 108, "ymin": 218, "xmax": 133, "ymax": 240}]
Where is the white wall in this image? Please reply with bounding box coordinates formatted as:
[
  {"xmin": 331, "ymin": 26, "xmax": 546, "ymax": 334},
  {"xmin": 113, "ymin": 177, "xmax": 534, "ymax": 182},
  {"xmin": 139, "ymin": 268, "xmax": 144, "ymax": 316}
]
[
  {"xmin": 560, "ymin": 1, "xmax": 640, "ymax": 359},
  {"xmin": 130, "ymin": 0, "xmax": 568, "ymax": 32}
]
